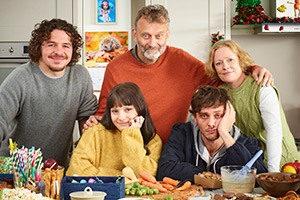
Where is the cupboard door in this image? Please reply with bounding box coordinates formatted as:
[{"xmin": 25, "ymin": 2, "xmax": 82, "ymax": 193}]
[{"xmin": 0, "ymin": 0, "xmax": 73, "ymax": 42}]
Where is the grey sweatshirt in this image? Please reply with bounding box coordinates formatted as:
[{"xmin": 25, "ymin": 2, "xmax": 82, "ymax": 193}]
[{"xmin": 0, "ymin": 62, "xmax": 98, "ymax": 167}]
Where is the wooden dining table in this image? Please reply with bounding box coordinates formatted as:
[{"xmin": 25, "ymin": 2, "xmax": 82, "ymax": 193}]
[{"xmin": 126, "ymin": 184, "xmax": 271, "ymax": 200}]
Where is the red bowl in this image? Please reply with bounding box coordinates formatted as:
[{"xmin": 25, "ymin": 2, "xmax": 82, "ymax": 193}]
[{"xmin": 256, "ymin": 172, "xmax": 300, "ymax": 197}]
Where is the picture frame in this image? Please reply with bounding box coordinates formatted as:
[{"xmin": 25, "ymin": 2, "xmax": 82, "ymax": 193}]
[
  {"xmin": 96, "ymin": 0, "xmax": 117, "ymax": 24},
  {"xmin": 85, "ymin": 31, "xmax": 128, "ymax": 65},
  {"xmin": 85, "ymin": 31, "xmax": 128, "ymax": 92}
]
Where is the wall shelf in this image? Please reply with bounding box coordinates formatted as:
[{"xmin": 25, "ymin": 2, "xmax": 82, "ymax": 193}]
[
  {"xmin": 232, "ymin": 23, "xmax": 300, "ymax": 35},
  {"xmin": 255, "ymin": 23, "xmax": 300, "ymax": 34}
]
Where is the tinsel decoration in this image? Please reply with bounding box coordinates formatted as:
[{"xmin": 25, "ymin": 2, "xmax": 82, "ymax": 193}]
[
  {"xmin": 211, "ymin": 32, "xmax": 225, "ymax": 46},
  {"xmin": 233, "ymin": 0, "xmax": 300, "ymax": 25}
]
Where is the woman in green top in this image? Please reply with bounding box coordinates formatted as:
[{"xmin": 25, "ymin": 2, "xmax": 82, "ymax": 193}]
[{"xmin": 204, "ymin": 40, "xmax": 300, "ymax": 172}]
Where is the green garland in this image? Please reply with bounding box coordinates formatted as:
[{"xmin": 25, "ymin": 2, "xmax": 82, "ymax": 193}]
[{"xmin": 237, "ymin": 0, "xmax": 261, "ymax": 7}]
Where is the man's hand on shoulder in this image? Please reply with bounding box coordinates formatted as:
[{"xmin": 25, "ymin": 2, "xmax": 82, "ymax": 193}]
[
  {"xmin": 252, "ymin": 67, "xmax": 274, "ymax": 87},
  {"xmin": 82, "ymin": 115, "xmax": 102, "ymax": 133}
]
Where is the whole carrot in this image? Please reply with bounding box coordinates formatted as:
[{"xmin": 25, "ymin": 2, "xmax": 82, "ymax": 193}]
[
  {"xmin": 156, "ymin": 181, "xmax": 163, "ymax": 187},
  {"xmin": 141, "ymin": 180, "xmax": 168, "ymax": 192},
  {"xmin": 139, "ymin": 170, "xmax": 157, "ymax": 183},
  {"xmin": 163, "ymin": 177, "xmax": 180, "ymax": 187},
  {"xmin": 162, "ymin": 183, "xmax": 174, "ymax": 191},
  {"xmin": 176, "ymin": 181, "xmax": 191, "ymax": 191}
]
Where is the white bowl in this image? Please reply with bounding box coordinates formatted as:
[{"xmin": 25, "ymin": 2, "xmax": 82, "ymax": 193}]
[{"xmin": 69, "ymin": 187, "xmax": 107, "ymax": 200}]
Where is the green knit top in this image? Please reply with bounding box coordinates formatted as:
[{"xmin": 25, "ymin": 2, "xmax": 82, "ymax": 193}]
[{"xmin": 220, "ymin": 74, "xmax": 300, "ymax": 170}]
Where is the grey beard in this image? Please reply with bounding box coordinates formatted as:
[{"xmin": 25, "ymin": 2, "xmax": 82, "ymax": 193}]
[
  {"xmin": 144, "ymin": 51, "xmax": 160, "ymax": 60},
  {"xmin": 143, "ymin": 45, "xmax": 166, "ymax": 61}
]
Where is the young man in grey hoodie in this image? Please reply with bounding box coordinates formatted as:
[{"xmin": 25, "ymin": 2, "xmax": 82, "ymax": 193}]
[{"xmin": 157, "ymin": 85, "xmax": 267, "ymax": 182}]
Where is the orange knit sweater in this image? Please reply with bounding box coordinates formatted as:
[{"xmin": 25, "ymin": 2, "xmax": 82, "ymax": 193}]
[{"xmin": 96, "ymin": 46, "xmax": 221, "ymax": 144}]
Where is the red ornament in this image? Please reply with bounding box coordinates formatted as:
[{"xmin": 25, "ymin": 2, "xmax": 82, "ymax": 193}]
[
  {"xmin": 279, "ymin": 26, "xmax": 284, "ymax": 31},
  {"xmin": 264, "ymin": 25, "xmax": 269, "ymax": 30},
  {"xmin": 211, "ymin": 32, "xmax": 225, "ymax": 46}
]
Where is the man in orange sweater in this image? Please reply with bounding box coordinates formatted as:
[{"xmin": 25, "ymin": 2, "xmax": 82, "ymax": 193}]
[{"xmin": 83, "ymin": 5, "xmax": 273, "ymax": 144}]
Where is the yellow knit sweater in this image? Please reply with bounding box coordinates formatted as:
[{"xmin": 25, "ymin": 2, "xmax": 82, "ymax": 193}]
[{"xmin": 66, "ymin": 123, "xmax": 162, "ymax": 177}]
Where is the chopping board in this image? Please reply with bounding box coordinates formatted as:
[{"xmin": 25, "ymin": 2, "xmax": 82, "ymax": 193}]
[{"xmin": 126, "ymin": 184, "xmax": 206, "ymax": 200}]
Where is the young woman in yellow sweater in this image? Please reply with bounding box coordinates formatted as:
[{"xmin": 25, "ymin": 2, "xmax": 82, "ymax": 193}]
[{"xmin": 66, "ymin": 82, "xmax": 162, "ymax": 177}]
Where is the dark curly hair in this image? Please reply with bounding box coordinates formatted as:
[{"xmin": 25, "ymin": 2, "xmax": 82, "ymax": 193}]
[{"xmin": 28, "ymin": 18, "xmax": 83, "ymax": 66}]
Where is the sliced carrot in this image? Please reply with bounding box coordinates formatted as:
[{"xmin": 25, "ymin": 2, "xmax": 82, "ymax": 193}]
[
  {"xmin": 162, "ymin": 183, "xmax": 174, "ymax": 191},
  {"xmin": 139, "ymin": 170, "xmax": 157, "ymax": 183},
  {"xmin": 176, "ymin": 181, "xmax": 192, "ymax": 191},
  {"xmin": 189, "ymin": 190, "xmax": 196, "ymax": 196},
  {"xmin": 162, "ymin": 177, "xmax": 180, "ymax": 187},
  {"xmin": 141, "ymin": 180, "xmax": 168, "ymax": 192}
]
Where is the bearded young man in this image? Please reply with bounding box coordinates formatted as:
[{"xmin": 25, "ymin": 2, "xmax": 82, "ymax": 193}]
[
  {"xmin": 0, "ymin": 19, "xmax": 98, "ymax": 168},
  {"xmin": 83, "ymin": 5, "xmax": 274, "ymax": 145},
  {"xmin": 157, "ymin": 86, "xmax": 267, "ymax": 182}
]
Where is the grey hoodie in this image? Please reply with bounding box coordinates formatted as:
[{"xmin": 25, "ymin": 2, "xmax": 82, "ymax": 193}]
[{"xmin": 192, "ymin": 121, "xmax": 242, "ymax": 173}]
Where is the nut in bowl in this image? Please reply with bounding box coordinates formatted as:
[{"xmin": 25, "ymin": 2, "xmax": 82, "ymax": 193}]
[
  {"xmin": 256, "ymin": 172, "xmax": 300, "ymax": 197},
  {"xmin": 221, "ymin": 165, "xmax": 257, "ymax": 193}
]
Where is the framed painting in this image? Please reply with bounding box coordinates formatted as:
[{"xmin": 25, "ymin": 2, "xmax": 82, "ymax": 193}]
[
  {"xmin": 85, "ymin": 31, "xmax": 128, "ymax": 66},
  {"xmin": 96, "ymin": 0, "xmax": 117, "ymax": 24}
]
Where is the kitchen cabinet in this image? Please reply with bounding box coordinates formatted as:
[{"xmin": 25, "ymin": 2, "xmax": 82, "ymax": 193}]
[
  {"xmin": 0, "ymin": 0, "xmax": 73, "ymax": 42},
  {"xmin": 0, "ymin": 0, "xmax": 74, "ymax": 85}
]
